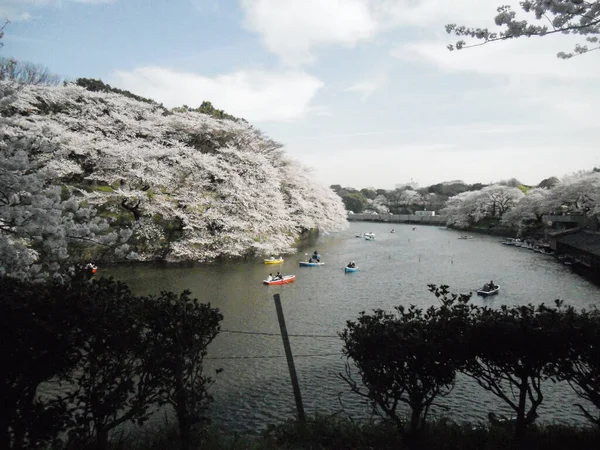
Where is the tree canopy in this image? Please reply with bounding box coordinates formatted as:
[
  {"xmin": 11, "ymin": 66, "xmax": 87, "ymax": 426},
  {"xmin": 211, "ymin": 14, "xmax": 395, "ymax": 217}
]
[
  {"xmin": 0, "ymin": 273, "xmax": 222, "ymax": 450},
  {"xmin": 172, "ymin": 101, "xmax": 244, "ymax": 122}
]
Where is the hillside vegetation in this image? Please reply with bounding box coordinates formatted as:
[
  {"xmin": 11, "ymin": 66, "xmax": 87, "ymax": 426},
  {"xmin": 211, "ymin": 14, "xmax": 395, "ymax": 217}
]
[{"xmin": 0, "ymin": 81, "xmax": 347, "ymax": 279}]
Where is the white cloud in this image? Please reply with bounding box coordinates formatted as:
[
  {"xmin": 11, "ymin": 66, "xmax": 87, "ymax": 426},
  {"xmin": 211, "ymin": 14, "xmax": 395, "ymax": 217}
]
[
  {"xmin": 111, "ymin": 67, "xmax": 324, "ymax": 122},
  {"xmin": 241, "ymin": 0, "xmax": 379, "ymax": 66},
  {"xmin": 240, "ymin": 0, "xmax": 515, "ymax": 65},
  {"xmin": 345, "ymin": 81, "xmax": 379, "ymax": 100},
  {"xmin": 0, "ymin": 0, "xmax": 118, "ymax": 21},
  {"xmin": 345, "ymin": 69, "xmax": 389, "ymax": 100}
]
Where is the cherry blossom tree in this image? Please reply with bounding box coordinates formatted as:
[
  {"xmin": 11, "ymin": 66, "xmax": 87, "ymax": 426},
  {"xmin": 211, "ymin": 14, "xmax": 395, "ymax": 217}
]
[
  {"xmin": 365, "ymin": 195, "xmax": 390, "ymax": 214},
  {"xmin": 398, "ymin": 189, "xmax": 423, "ymax": 207},
  {"xmin": 442, "ymin": 171, "xmax": 599, "ymax": 230},
  {"xmin": 483, "ymin": 185, "xmax": 525, "ymax": 218},
  {"xmin": 543, "ymin": 171, "xmax": 600, "ymax": 216},
  {"xmin": 447, "ymin": 1, "xmax": 600, "ymax": 58},
  {"xmin": 0, "ymin": 83, "xmax": 132, "ymax": 280},
  {"xmin": 440, "ymin": 191, "xmax": 482, "ymax": 228},
  {"xmin": 0, "ymin": 81, "xmax": 347, "ymax": 278},
  {"xmin": 441, "ymin": 185, "xmax": 523, "ymax": 228},
  {"xmin": 502, "ymin": 187, "xmax": 552, "ymax": 230}
]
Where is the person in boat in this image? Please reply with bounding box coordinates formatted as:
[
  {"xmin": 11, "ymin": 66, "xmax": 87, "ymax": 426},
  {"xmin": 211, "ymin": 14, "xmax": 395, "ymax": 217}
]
[
  {"xmin": 312, "ymin": 250, "xmax": 320, "ymax": 262},
  {"xmin": 266, "ymin": 273, "xmax": 273, "ymax": 282},
  {"xmin": 350, "ymin": 261, "xmax": 356, "ymax": 268},
  {"xmin": 274, "ymin": 272, "xmax": 283, "ymax": 280},
  {"xmin": 308, "ymin": 256, "xmax": 313, "ymax": 263},
  {"xmin": 84, "ymin": 262, "xmax": 97, "ymax": 277},
  {"xmin": 347, "ymin": 262, "xmax": 353, "ymax": 268},
  {"xmin": 486, "ymin": 280, "xmax": 496, "ymax": 291}
]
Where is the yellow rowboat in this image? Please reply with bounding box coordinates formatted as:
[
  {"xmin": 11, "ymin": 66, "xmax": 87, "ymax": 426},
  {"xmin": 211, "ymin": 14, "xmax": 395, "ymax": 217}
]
[{"xmin": 264, "ymin": 258, "xmax": 284, "ymax": 264}]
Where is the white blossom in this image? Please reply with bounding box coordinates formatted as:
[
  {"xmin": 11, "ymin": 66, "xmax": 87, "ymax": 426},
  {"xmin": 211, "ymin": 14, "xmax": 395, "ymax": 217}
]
[
  {"xmin": 0, "ymin": 81, "xmax": 347, "ymax": 278},
  {"xmin": 441, "ymin": 185, "xmax": 524, "ymax": 228}
]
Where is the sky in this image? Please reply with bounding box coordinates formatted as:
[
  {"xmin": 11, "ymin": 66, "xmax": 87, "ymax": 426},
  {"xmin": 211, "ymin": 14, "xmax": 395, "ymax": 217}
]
[{"xmin": 2, "ymin": 0, "xmax": 600, "ymax": 190}]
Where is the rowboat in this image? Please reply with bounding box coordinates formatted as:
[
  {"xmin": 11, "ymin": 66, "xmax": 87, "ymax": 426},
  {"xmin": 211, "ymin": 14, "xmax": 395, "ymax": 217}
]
[
  {"xmin": 263, "ymin": 275, "xmax": 295, "ymax": 285},
  {"xmin": 476, "ymin": 285, "xmax": 500, "ymax": 297},
  {"xmin": 264, "ymin": 257, "xmax": 284, "ymax": 264},
  {"xmin": 345, "ymin": 266, "xmax": 359, "ymax": 273},
  {"xmin": 299, "ymin": 261, "xmax": 324, "ymax": 267}
]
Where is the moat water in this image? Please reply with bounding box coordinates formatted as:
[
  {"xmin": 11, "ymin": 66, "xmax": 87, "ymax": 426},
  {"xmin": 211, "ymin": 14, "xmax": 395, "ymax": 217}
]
[{"xmin": 94, "ymin": 222, "xmax": 600, "ymax": 434}]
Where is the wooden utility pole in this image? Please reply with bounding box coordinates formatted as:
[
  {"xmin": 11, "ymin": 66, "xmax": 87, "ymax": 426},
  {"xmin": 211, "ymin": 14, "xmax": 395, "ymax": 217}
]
[{"xmin": 273, "ymin": 293, "xmax": 306, "ymax": 422}]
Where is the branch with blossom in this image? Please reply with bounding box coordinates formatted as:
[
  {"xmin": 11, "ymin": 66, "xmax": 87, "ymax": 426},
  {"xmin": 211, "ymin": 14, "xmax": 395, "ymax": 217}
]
[{"xmin": 447, "ymin": 1, "xmax": 600, "ymax": 58}]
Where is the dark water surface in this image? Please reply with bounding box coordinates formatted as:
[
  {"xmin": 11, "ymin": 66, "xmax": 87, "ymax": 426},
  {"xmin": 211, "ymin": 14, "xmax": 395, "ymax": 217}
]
[{"xmin": 99, "ymin": 222, "xmax": 600, "ymax": 434}]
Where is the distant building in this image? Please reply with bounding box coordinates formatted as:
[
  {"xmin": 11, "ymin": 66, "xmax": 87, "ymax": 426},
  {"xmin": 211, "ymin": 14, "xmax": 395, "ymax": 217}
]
[
  {"xmin": 395, "ymin": 179, "xmax": 419, "ymax": 190},
  {"xmin": 543, "ymin": 214, "xmax": 586, "ymax": 232},
  {"xmin": 550, "ymin": 229, "xmax": 600, "ymax": 286},
  {"xmin": 415, "ymin": 210, "xmax": 435, "ymax": 217}
]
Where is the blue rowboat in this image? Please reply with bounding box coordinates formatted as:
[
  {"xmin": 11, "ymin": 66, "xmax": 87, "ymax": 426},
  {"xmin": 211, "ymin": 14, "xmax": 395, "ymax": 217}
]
[
  {"xmin": 299, "ymin": 261, "xmax": 324, "ymax": 267},
  {"xmin": 345, "ymin": 266, "xmax": 358, "ymax": 273}
]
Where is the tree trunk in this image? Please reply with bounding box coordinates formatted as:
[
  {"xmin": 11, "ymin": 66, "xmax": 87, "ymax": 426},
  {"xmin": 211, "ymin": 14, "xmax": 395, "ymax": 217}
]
[
  {"xmin": 409, "ymin": 405, "xmax": 423, "ymax": 436},
  {"xmin": 176, "ymin": 406, "xmax": 191, "ymax": 450},
  {"xmin": 96, "ymin": 429, "xmax": 109, "ymax": 450},
  {"xmin": 175, "ymin": 372, "xmax": 192, "ymax": 450},
  {"xmin": 514, "ymin": 382, "xmax": 528, "ymax": 439}
]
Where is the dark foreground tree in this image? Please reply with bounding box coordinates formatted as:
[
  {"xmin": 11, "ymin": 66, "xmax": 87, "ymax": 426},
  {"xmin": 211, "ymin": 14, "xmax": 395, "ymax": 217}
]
[
  {"xmin": 463, "ymin": 302, "xmax": 567, "ymax": 438},
  {"xmin": 446, "ymin": 1, "xmax": 600, "ymax": 59},
  {"xmin": 0, "ymin": 277, "xmax": 79, "ymax": 449},
  {"xmin": 340, "ymin": 287, "xmax": 471, "ymax": 436},
  {"xmin": 553, "ymin": 306, "xmax": 600, "ymax": 427},
  {"xmin": 144, "ymin": 291, "xmax": 222, "ymax": 450},
  {"xmin": 65, "ymin": 276, "xmax": 161, "ymax": 450}
]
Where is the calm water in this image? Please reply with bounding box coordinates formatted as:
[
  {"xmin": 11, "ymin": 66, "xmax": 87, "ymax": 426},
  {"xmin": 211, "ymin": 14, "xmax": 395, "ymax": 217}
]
[{"xmin": 100, "ymin": 222, "xmax": 600, "ymax": 434}]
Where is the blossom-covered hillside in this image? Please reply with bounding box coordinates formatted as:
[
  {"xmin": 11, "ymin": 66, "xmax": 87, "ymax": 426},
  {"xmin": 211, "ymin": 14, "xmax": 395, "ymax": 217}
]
[{"xmin": 0, "ymin": 81, "xmax": 347, "ymax": 278}]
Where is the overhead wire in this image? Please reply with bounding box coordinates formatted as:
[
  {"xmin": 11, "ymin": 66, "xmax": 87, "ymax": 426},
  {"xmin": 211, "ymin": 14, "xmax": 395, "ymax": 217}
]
[
  {"xmin": 206, "ymin": 352, "xmax": 342, "ymax": 360},
  {"xmin": 220, "ymin": 329, "xmax": 339, "ymax": 339},
  {"xmin": 210, "ymin": 329, "xmax": 343, "ymax": 360}
]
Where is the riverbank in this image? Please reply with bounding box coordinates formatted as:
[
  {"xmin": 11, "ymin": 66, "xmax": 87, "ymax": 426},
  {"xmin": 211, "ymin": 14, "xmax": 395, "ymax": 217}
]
[
  {"xmin": 347, "ymin": 214, "xmax": 518, "ymax": 238},
  {"xmin": 347, "ymin": 213, "xmax": 446, "ymax": 225},
  {"xmin": 112, "ymin": 415, "xmax": 600, "ymax": 450},
  {"xmin": 445, "ymin": 224, "xmax": 517, "ymax": 238}
]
